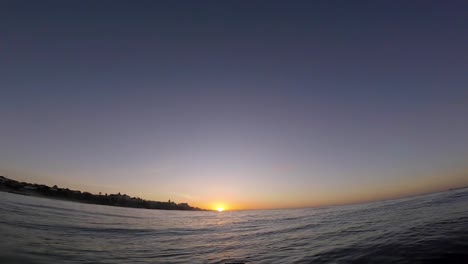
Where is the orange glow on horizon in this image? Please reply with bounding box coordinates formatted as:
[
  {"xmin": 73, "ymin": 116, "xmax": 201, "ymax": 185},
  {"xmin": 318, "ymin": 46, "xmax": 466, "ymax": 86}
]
[
  {"xmin": 132, "ymin": 169, "xmax": 468, "ymax": 211},
  {"xmin": 212, "ymin": 202, "xmax": 228, "ymax": 212}
]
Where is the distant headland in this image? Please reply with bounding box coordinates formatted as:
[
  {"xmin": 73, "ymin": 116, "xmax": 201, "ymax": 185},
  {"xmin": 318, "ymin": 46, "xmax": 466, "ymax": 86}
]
[{"xmin": 0, "ymin": 176, "xmax": 206, "ymax": 211}]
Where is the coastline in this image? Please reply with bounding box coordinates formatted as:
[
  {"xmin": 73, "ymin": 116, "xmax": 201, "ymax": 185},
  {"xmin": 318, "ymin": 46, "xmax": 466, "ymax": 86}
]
[{"xmin": 0, "ymin": 176, "xmax": 207, "ymax": 211}]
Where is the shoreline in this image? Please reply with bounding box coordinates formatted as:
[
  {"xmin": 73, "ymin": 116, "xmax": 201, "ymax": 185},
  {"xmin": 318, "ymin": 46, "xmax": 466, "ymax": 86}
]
[{"xmin": 0, "ymin": 176, "xmax": 208, "ymax": 211}]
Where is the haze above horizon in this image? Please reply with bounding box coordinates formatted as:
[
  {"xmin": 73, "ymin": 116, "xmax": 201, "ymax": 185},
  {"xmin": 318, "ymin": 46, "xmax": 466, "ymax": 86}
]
[{"xmin": 1, "ymin": 1, "xmax": 468, "ymax": 210}]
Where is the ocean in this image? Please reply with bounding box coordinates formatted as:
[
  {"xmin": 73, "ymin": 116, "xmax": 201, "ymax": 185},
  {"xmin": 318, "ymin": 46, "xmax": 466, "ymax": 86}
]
[{"xmin": 1, "ymin": 189, "xmax": 467, "ymax": 263}]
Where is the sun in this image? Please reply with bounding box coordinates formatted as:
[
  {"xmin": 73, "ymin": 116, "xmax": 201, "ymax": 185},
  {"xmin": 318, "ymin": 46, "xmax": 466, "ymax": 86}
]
[{"xmin": 213, "ymin": 202, "xmax": 227, "ymax": 212}]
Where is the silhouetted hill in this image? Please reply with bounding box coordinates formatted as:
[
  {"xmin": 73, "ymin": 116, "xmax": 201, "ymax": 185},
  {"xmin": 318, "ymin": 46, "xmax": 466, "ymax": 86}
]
[{"xmin": 0, "ymin": 176, "xmax": 205, "ymax": 211}]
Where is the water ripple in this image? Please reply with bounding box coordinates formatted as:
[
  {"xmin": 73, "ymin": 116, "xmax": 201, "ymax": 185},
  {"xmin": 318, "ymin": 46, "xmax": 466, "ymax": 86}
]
[{"xmin": 1, "ymin": 188, "xmax": 468, "ymax": 263}]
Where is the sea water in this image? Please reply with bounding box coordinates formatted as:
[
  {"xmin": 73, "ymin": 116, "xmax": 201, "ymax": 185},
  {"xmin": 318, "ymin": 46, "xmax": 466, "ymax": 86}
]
[{"xmin": 1, "ymin": 189, "xmax": 467, "ymax": 263}]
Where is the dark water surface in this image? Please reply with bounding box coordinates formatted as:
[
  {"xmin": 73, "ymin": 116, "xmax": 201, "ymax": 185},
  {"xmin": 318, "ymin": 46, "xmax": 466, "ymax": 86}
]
[{"xmin": 1, "ymin": 189, "xmax": 468, "ymax": 263}]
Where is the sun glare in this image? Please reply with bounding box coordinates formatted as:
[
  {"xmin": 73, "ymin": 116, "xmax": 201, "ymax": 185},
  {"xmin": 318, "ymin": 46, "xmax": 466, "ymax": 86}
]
[{"xmin": 213, "ymin": 202, "xmax": 227, "ymax": 212}]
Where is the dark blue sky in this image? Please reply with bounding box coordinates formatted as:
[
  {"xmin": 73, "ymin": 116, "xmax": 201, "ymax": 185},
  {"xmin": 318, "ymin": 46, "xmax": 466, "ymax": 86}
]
[{"xmin": 1, "ymin": 1, "xmax": 468, "ymax": 209}]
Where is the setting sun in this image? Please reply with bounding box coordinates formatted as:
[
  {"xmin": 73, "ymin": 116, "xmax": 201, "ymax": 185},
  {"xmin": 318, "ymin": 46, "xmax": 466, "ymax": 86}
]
[{"xmin": 213, "ymin": 202, "xmax": 227, "ymax": 212}]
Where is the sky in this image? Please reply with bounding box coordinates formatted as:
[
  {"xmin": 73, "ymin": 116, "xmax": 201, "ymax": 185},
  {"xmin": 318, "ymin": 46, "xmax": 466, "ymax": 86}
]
[{"xmin": 1, "ymin": 1, "xmax": 468, "ymax": 210}]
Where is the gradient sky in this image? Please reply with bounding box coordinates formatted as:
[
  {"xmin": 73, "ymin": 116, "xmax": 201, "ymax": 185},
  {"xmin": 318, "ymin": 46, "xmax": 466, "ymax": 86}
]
[{"xmin": 1, "ymin": 1, "xmax": 468, "ymax": 210}]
